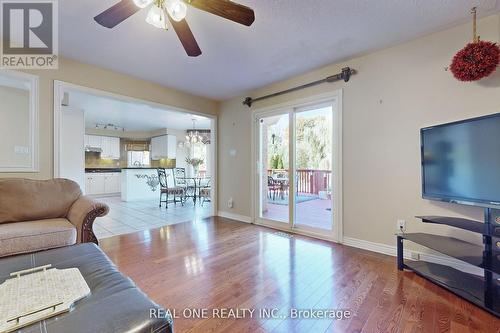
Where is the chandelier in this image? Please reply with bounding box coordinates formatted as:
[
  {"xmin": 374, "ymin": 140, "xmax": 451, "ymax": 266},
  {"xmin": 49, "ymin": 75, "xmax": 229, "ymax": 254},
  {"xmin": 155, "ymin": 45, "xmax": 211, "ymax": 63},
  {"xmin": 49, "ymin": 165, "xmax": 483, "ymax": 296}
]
[{"xmin": 186, "ymin": 119, "xmax": 203, "ymax": 144}]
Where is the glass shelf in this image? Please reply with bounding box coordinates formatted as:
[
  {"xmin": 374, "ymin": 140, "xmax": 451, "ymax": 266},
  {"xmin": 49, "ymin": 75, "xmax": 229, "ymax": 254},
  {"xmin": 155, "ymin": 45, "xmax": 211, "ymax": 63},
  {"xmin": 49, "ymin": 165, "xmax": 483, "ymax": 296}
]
[
  {"xmin": 401, "ymin": 233, "xmax": 500, "ymax": 275},
  {"xmin": 405, "ymin": 261, "xmax": 500, "ymax": 317},
  {"xmin": 416, "ymin": 216, "xmax": 500, "ymax": 236}
]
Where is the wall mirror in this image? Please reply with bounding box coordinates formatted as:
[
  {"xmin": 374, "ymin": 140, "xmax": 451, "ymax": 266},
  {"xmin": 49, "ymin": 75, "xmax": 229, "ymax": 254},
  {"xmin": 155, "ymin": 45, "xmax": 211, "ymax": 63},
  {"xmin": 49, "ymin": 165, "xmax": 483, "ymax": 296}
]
[{"xmin": 0, "ymin": 70, "xmax": 39, "ymax": 172}]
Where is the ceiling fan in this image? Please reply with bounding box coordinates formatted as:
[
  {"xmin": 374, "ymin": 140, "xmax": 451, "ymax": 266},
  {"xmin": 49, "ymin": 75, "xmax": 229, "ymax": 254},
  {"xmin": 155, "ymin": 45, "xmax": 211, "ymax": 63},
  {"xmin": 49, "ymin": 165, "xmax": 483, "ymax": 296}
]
[{"xmin": 94, "ymin": 0, "xmax": 255, "ymax": 57}]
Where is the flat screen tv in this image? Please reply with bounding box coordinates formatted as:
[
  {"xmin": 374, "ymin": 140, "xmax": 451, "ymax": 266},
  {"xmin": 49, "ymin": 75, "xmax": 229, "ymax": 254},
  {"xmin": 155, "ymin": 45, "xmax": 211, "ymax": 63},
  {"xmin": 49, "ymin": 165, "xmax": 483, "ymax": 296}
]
[{"xmin": 421, "ymin": 113, "xmax": 500, "ymax": 208}]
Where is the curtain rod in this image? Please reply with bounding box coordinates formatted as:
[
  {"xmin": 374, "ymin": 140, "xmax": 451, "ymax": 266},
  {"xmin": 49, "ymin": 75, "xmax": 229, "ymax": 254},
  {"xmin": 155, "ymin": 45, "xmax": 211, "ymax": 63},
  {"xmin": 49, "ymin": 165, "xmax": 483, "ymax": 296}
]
[{"xmin": 242, "ymin": 67, "xmax": 356, "ymax": 107}]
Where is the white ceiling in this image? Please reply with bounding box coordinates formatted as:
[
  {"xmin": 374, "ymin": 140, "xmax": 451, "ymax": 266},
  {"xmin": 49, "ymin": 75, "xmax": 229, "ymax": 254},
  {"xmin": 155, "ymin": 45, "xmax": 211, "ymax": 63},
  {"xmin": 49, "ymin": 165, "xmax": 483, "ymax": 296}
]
[
  {"xmin": 60, "ymin": 1, "xmax": 500, "ymax": 100},
  {"xmin": 68, "ymin": 90, "xmax": 211, "ymax": 131}
]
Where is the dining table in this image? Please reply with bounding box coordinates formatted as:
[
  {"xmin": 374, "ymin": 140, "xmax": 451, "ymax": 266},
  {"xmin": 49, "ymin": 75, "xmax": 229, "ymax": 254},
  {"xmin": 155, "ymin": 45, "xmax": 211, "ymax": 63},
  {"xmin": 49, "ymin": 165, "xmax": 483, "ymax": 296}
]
[{"xmin": 182, "ymin": 176, "xmax": 211, "ymax": 203}]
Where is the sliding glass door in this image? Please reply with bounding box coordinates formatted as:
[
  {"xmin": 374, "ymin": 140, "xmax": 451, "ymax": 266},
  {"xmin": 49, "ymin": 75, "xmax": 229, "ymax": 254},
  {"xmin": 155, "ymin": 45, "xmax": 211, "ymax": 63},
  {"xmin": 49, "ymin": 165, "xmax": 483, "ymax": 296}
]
[
  {"xmin": 294, "ymin": 104, "xmax": 333, "ymax": 232},
  {"xmin": 257, "ymin": 112, "xmax": 290, "ymax": 226},
  {"xmin": 255, "ymin": 96, "xmax": 340, "ymax": 240}
]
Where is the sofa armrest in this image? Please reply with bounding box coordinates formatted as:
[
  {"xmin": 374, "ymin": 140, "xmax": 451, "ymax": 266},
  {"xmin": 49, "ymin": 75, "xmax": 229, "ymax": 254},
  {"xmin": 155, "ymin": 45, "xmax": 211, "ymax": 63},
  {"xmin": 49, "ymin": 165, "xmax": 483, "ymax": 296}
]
[{"xmin": 67, "ymin": 196, "xmax": 109, "ymax": 244}]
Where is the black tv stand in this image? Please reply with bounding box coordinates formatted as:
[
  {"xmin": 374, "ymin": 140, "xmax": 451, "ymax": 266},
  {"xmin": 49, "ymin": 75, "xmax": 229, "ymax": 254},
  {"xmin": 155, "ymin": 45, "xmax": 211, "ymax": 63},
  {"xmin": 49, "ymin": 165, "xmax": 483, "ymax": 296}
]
[{"xmin": 397, "ymin": 208, "xmax": 500, "ymax": 317}]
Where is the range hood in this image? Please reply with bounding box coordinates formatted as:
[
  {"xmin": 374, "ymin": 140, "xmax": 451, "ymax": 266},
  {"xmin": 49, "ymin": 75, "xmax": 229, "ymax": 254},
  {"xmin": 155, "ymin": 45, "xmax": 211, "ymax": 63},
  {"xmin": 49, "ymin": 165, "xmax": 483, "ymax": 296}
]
[{"xmin": 85, "ymin": 146, "xmax": 103, "ymax": 153}]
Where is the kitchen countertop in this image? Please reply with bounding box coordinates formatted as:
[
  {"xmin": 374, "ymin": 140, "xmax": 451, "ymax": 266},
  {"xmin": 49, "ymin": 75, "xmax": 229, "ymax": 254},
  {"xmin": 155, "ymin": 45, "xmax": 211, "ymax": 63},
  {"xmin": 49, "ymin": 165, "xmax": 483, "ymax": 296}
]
[
  {"xmin": 85, "ymin": 167, "xmax": 160, "ymax": 173},
  {"xmin": 121, "ymin": 167, "xmax": 157, "ymax": 170},
  {"xmin": 85, "ymin": 168, "xmax": 121, "ymax": 173}
]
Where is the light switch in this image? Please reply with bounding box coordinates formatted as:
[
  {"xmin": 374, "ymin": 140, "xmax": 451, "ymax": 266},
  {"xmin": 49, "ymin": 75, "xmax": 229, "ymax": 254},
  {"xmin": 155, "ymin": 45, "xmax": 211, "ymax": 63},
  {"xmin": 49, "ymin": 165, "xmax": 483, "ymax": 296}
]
[
  {"xmin": 14, "ymin": 146, "xmax": 30, "ymax": 155},
  {"xmin": 229, "ymin": 149, "xmax": 237, "ymax": 157}
]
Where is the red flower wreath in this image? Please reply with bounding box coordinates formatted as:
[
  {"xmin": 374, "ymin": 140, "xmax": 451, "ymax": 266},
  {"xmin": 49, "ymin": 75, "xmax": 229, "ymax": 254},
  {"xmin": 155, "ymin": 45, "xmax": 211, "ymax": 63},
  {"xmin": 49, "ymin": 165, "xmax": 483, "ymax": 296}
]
[{"xmin": 450, "ymin": 40, "xmax": 500, "ymax": 81}]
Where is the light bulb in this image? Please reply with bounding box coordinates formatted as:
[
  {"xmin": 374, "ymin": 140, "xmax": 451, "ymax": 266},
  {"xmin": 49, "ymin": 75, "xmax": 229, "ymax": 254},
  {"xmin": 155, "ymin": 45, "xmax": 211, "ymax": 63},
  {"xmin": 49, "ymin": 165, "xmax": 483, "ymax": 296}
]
[
  {"xmin": 146, "ymin": 6, "xmax": 168, "ymax": 29},
  {"xmin": 166, "ymin": 0, "xmax": 187, "ymax": 22},
  {"xmin": 133, "ymin": 0, "xmax": 153, "ymax": 8}
]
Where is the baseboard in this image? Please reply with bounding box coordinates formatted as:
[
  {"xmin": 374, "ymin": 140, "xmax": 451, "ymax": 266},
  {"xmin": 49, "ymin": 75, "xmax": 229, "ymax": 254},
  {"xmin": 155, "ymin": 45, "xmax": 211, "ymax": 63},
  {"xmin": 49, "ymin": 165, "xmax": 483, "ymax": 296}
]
[
  {"xmin": 343, "ymin": 236, "xmax": 483, "ymax": 276},
  {"xmin": 217, "ymin": 211, "xmax": 252, "ymax": 224}
]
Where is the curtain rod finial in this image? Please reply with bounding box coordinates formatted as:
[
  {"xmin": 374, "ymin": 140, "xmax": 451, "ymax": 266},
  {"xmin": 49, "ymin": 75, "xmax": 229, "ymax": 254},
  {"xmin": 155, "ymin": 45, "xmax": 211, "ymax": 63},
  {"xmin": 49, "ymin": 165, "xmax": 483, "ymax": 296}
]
[{"xmin": 243, "ymin": 97, "xmax": 253, "ymax": 107}]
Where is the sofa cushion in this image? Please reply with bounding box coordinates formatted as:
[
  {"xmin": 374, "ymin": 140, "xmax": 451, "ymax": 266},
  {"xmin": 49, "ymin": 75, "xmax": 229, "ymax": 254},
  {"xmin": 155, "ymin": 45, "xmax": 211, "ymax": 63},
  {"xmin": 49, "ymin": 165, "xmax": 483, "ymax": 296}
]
[
  {"xmin": 0, "ymin": 178, "xmax": 82, "ymax": 224},
  {"xmin": 0, "ymin": 218, "xmax": 77, "ymax": 257}
]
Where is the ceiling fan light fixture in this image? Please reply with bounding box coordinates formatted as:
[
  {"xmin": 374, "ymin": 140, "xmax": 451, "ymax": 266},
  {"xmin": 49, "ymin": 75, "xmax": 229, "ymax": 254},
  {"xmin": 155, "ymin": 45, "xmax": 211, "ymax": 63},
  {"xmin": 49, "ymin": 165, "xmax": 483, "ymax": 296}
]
[
  {"xmin": 165, "ymin": 0, "xmax": 187, "ymax": 22},
  {"xmin": 133, "ymin": 0, "xmax": 153, "ymax": 8},
  {"xmin": 145, "ymin": 5, "xmax": 168, "ymax": 29}
]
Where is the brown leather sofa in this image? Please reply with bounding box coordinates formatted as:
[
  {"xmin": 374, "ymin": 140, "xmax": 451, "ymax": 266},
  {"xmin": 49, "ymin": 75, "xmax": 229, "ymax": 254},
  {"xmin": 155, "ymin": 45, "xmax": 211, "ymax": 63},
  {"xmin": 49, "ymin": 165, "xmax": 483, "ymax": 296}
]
[
  {"xmin": 0, "ymin": 243, "xmax": 173, "ymax": 332},
  {"xmin": 0, "ymin": 178, "xmax": 109, "ymax": 258}
]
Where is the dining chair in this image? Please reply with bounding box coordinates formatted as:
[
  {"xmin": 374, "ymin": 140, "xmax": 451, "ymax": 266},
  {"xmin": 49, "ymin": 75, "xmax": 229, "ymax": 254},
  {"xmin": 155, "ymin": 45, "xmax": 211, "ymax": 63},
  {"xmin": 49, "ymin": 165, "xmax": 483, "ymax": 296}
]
[
  {"xmin": 268, "ymin": 176, "xmax": 279, "ymax": 200},
  {"xmin": 158, "ymin": 168, "xmax": 185, "ymax": 208},
  {"xmin": 199, "ymin": 177, "xmax": 212, "ymax": 207},
  {"xmin": 174, "ymin": 167, "xmax": 195, "ymax": 201},
  {"xmin": 280, "ymin": 180, "xmax": 290, "ymax": 199}
]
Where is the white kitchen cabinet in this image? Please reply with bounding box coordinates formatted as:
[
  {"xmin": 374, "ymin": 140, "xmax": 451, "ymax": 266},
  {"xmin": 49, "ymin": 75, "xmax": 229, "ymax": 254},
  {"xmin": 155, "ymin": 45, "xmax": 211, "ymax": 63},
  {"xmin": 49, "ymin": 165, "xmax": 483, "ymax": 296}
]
[
  {"xmin": 167, "ymin": 135, "xmax": 177, "ymax": 159},
  {"xmin": 85, "ymin": 172, "xmax": 121, "ymax": 195},
  {"xmin": 100, "ymin": 136, "xmax": 120, "ymax": 159},
  {"xmin": 87, "ymin": 135, "xmax": 101, "ymax": 148},
  {"xmin": 151, "ymin": 135, "xmax": 176, "ymax": 160},
  {"xmin": 85, "ymin": 173, "xmax": 105, "ymax": 195},
  {"xmin": 84, "ymin": 135, "xmax": 120, "ymax": 159},
  {"xmin": 104, "ymin": 172, "xmax": 121, "ymax": 193},
  {"xmin": 85, "ymin": 135, "xmax": 102, "ymax": 149},
  {"xmin": 85, "ymin": 175, "xmax": 92, "ymax": 195},
  {"xmin": 112, "ymin": 137, "xmax": 120, "ymax": 158},
  {"xmin": 150, "ymin": 136, "xmax": 164, "ymax": 160},
  {"xmin": 101, "ymin": 137, "xmax": 110, "ymax": 156}
]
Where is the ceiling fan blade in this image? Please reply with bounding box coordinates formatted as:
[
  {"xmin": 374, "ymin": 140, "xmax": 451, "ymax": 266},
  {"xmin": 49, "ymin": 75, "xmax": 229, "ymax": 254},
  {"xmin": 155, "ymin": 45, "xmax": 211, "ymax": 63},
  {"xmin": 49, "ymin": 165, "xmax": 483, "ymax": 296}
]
[
  {"xmin": 168, "ymin": 16, "xmax": 202, "ymax": 57},
  {"xmin": 94, "ymin": 0, "xmax": 141, "ymax": 28},
  {"xmin": 187, "ymin": 0, "xmax": 255, "ymax": 26}
]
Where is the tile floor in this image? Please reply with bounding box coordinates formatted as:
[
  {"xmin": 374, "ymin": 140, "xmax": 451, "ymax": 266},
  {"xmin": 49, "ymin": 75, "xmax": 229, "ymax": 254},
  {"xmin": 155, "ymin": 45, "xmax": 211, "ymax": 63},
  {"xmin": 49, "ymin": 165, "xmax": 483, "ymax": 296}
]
[{"xmin": 93, "ymin": 196, "xmax": 213, "ymax": 239}]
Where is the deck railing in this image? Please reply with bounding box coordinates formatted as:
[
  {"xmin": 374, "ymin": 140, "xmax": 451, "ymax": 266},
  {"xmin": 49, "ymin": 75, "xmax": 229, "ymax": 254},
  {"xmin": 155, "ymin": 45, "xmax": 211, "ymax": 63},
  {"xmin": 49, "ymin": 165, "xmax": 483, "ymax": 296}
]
[{"xmin": 268, "ymin": 169, "xmax": 331, "ymax": 195}]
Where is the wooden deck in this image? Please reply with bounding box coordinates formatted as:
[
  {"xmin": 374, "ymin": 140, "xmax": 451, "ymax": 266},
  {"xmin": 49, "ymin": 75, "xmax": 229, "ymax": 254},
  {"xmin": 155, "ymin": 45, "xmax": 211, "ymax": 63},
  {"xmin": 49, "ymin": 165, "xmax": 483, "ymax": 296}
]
[
  {"xmin": 99, "ymin": 217, "xmax": 500, "ymax": 332},
  {"xmin": 262, "ymin": 197, "xmax": 332, "ymax": 230}
]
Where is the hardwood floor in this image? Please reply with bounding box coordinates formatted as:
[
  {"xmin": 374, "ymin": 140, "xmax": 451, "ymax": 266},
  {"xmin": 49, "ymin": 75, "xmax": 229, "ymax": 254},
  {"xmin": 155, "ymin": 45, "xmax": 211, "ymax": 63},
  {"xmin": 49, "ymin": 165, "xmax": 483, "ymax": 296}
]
[{"xmin": 99, "ymin": 217, "xmax": 500, "ymax": 333}]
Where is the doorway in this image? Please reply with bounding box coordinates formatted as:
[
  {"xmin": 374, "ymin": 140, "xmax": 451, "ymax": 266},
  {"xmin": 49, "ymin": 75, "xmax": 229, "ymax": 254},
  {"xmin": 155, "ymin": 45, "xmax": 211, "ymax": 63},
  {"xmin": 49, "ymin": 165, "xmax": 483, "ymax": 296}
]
[
  {"xmin": 254, "ymin": 92, "xmax": 342, "ymax": 242},
  {"xmin": 54, "ymin": 81, "xmax": 218, "ymax": 238}
]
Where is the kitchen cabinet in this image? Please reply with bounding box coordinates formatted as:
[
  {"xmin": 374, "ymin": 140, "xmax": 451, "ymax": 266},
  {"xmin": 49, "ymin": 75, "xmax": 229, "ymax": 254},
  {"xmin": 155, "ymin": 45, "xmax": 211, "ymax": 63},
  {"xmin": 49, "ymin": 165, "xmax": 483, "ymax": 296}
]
[
  {"xmin": 85, "ymin": 172, "xmax": 121, "ymax": 195},
  {"xmin": 85, "ymin": 135, "xmax": 102, "ymax": 149},
  {"xmin": 150, "ymin": 136, "xmax": 163, "ymax": 160},
  {"xmin": 167, "ymin": 135, "xmax": 177, "ymax": 159},
  {"xmin": 151, "ymin": 135, "xmax": 176, "ymax": 160},
  {"xmin": 101, "ymin": 137, "xmax": 120, "ymax": 159},
  {"xmin": 85, "ymin": 173, "xmax": 105, "ymax": 195},
  {"xmin": 84, "ymin": 135, "xmax": 120, "ymax": 159},
  {"xmin": 104, "ymin": 172, "xmax": 121, "ymax": 193}
]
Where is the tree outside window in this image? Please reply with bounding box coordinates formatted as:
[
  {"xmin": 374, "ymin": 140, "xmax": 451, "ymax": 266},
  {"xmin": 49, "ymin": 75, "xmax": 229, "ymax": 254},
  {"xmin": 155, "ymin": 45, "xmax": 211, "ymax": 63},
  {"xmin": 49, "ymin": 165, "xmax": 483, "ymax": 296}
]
[{"xmin": 191, "ymin": 142, "xmax": 207, "ymax": 172}]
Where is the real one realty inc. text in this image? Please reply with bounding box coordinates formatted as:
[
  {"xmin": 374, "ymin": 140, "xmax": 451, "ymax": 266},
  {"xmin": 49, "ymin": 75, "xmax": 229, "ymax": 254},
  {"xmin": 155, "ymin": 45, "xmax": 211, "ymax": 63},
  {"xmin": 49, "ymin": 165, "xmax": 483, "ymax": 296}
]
[{"xmin": 150, "ymin": 308, "xmax": 352, "ymax": 320}]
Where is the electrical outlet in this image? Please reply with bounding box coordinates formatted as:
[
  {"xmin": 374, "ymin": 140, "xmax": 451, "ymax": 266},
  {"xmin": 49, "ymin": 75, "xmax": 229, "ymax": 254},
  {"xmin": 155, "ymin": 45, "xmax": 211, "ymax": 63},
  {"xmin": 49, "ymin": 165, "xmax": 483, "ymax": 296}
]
[
  {"xmin": 397, "ymin": 219, "xmax": 406, "ymax": 232},
  {"xmin": 227, "ymin": 197, "xmax": 234, "ymax": 208}
]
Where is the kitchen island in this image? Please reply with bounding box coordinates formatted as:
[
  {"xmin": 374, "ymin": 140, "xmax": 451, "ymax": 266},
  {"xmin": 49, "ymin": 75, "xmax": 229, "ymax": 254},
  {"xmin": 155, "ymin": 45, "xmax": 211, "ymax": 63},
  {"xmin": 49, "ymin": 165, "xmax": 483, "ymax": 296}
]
[{"xmin": 121, "ymin": 168, "xmax": 160, "ymax": 202}]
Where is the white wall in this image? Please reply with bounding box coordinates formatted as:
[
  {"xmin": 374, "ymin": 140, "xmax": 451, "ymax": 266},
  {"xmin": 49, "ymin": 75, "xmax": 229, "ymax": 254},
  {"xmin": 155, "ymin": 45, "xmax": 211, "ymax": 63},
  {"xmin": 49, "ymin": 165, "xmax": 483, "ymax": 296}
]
[
  {"xmin": 60, "ymin": 107, "xmax": 85, "ymax": 190},
  {"xmin": 218, "ymin": 14, "xmax": 500, "ymax": 247}
]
